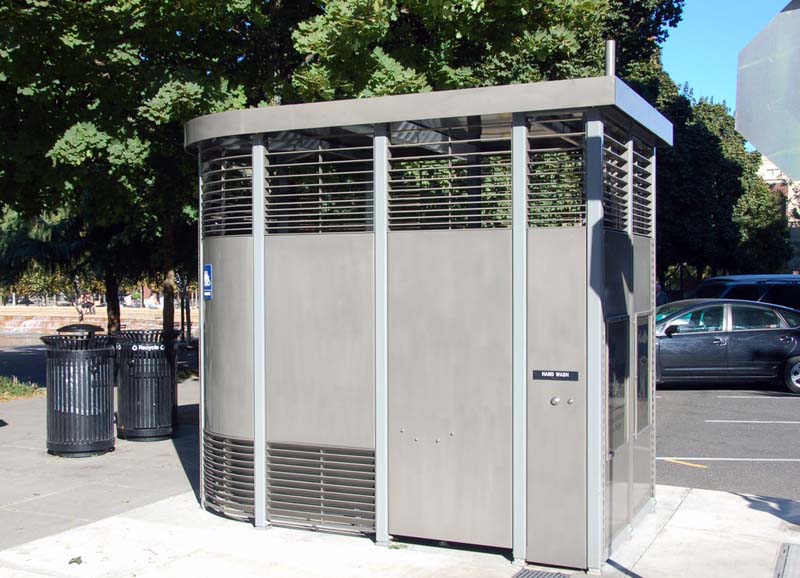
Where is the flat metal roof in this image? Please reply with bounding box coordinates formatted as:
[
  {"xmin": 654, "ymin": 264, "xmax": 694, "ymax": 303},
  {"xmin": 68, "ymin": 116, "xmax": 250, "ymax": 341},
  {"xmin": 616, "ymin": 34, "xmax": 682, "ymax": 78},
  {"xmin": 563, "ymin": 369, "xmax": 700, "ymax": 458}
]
[{"xmin": 185, "ymin": 75, "xmax": 672, "ymax": 148}]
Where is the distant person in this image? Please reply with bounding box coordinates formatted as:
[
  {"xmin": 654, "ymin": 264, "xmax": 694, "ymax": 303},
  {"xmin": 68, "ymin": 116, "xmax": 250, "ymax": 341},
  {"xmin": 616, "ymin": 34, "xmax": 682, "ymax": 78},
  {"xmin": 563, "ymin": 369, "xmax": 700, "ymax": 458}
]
[
  {"xmin": 656, "ymin": 283, "xmax": 668, "ymax": 306},
  {"xmin": 82, "ymin": 293, "xmax": 95, "ymax": 315}
]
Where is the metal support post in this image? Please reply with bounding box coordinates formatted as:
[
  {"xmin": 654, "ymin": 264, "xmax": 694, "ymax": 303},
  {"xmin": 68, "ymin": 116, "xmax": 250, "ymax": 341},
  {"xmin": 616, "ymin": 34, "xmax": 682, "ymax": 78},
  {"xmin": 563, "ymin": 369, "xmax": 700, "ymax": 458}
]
[
  {"xmin": 585, "ymin": 112, "xmax": 606, "ymax": 570},
  {"xmin": 197, "ymin": 152, "xmax": 206, "ymax": 510},
  {"xmin": 511, "ymin": 112, "xmax": 528, "ymax": 564},
  {"xmin": 374, "ymin": 124, "xmax": 390, "ymax": 545},
  {"xmin": 252, "ymin": 135, "xmax": 269, "ymax": 528}
]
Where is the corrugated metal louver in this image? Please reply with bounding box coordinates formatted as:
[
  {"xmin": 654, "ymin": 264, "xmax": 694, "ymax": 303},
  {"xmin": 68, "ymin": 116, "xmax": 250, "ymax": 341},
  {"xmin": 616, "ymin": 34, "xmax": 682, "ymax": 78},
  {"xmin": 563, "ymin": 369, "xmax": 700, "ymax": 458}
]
[
  {"xmin": 632, "ymin": 137, "xmax": 654, "ymax": 237},
  {"xmin": 203, "ymin": 431, "xmax": 255, "ymax": 521},
  {"xmin": 527, "ymin": 114, "xmax": 586, "ymax": 227},
  {"xmin": 603, "ymin": 123, "xmax": 630, "ymax": 231},
  {"xmin": 388, "ymin": 120, "xmax": 512, "ymax": 230},
  {"xmin": 264, "ymin": 130, "xmax": 374, "ymax": 234},
  {"xmin": 267, "ymin": 442, "xmax": 375, "ymax": 533},
  {"xmin": 200, "ymin": 139, "xmax": 253, "ymax": 238}
]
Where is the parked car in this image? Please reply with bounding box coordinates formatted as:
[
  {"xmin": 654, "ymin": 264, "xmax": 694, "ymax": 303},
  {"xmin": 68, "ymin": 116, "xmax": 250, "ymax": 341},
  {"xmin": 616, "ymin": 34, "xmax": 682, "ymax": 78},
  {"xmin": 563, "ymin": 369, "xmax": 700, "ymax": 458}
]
[
  {"xmin": 656, "ymin": 299, "xmax": 800, "ymax": 393},
  {"xmin": 691, "ymin": 274, "xmax": 800, "ymax": 309}
]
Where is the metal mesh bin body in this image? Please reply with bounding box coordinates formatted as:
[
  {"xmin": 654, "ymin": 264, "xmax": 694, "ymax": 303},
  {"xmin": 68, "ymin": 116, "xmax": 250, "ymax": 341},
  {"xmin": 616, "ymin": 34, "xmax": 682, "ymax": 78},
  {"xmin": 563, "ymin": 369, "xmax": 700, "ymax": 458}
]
[
  {"xmin": 41, "ymin": 335, "xmax": 115, "ymax": 457},
  {"xmin": 114, "ymin": 330, "xmax": 177, "ymax": 440}
]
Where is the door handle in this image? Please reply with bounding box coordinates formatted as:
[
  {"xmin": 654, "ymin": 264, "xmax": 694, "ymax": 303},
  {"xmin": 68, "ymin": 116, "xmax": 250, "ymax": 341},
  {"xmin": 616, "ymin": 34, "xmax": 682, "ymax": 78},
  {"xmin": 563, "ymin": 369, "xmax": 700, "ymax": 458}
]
[
  {"xmin": 780, "ymin": 336, "xmax": 793, "ymax": 343},
  {"xmin": 712, "ymin": 337, "xmax": 727, "ymax": 345}
]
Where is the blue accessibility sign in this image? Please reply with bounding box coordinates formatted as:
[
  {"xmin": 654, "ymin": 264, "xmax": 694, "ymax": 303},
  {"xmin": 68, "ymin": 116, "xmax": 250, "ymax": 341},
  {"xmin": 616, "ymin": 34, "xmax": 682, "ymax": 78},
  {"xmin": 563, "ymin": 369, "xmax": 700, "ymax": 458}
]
[{"xmin": 203, "ymin": 264, "xmax": 213, "ymax": 301}]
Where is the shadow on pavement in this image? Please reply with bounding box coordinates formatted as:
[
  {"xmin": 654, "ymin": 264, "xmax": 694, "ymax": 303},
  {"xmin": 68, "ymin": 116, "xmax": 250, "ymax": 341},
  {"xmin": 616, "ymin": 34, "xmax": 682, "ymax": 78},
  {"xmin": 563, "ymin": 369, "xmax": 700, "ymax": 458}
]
[
  {"xmin": 172, "ymin": 402, "xmax": 200, "ymax": 503},
  {"xmin": 0, "ymin": 345, "xmax": 46, "ymax": 384},
  {"xmin": 606, "ymin": 559, "xmax": 645, "ymax": 578},
  {"xmin": 737, "ymin": 493, "xmax": 800, "ymax": 526}
]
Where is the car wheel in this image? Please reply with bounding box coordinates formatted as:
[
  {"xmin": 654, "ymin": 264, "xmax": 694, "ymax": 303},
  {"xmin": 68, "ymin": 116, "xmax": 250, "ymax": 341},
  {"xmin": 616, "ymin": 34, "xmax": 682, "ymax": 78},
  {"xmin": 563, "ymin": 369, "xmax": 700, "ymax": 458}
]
[{"xmin": 782, "ymin": 356, "xmax": 800, "ymax": 394}]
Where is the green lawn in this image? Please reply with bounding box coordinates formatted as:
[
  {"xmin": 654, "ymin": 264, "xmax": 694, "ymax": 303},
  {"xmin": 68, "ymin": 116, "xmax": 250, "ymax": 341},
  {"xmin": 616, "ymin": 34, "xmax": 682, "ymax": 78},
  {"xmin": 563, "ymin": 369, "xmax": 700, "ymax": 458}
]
[{"xmin": 0, "ymin": 375, "xmax": 43, "ymax": 401}]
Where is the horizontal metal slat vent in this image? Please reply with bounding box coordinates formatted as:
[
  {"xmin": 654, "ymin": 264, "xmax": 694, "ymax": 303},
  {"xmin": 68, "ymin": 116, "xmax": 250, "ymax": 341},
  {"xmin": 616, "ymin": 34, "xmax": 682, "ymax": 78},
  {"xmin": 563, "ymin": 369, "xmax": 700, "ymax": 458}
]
[
  {"xmin": 632, "ymin": 137, "xmax": 654, "ymax": 237},
  {"xmin": 265, "ymin": 130, "xmax": 374, "ymax": 234},
  {"xmin": 203, "ymin": 430, "xmax": 254, "ymax": 521},
  {"xmin": 388, "ymin": 120, "xmax": 511, "ymax": 230},
  {"xmin": 527, "ymin": 114, "xmax": 586, "ymax": 227},
  {"xmin": 267, "ymin": 442, "xmax": 375, "ymax": 533},
  {"xmin": 201, "ymin": 139, "xmax": 253, "ymax": 238},
  {"xmin": 603, "ymin": 124, "xmax": 630, "ymax": 231}
]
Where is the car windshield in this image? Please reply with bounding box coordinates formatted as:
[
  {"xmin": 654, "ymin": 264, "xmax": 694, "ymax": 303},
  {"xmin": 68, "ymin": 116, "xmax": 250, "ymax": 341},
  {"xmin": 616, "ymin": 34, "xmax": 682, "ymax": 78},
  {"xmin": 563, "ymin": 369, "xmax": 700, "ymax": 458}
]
[{"xmin": 656, "ymin": 303, "xmax": 689, "ymax": 323}]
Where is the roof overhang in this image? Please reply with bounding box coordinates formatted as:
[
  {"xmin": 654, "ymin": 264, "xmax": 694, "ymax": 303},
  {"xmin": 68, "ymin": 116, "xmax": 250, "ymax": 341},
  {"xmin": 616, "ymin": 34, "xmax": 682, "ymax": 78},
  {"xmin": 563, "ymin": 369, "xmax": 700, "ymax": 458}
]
[{"xmin": 185, "ymin": 75, "xmax": 672, "ymax": 150}]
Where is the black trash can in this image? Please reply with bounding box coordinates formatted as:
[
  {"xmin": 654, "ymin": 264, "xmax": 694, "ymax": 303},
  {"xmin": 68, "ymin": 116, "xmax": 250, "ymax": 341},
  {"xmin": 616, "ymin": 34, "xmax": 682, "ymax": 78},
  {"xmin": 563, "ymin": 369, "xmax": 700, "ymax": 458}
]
[
  {"xmin": 41, "ymin": 333, "xmax": 115, "ymax": 457},
  {"xmin": 114, "ymin": 330, "xmax": 178, "ymax": 440}
]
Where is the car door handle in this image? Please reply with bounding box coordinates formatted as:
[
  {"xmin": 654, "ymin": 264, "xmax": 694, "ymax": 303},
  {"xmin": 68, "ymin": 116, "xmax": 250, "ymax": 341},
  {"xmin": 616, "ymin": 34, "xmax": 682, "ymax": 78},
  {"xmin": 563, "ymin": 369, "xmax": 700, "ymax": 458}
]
[
  {"xmin": 712, "ymin": 337, "xmax": 727, "ymax": 345},
  {"xmin": 780, "ymin": 336, "xmax": 793, "ymax": 343}
]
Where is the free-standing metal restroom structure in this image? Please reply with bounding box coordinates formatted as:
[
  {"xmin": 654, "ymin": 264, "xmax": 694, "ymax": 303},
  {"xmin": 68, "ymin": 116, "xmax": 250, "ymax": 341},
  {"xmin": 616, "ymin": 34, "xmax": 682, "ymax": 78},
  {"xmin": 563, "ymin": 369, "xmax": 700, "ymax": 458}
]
[{"xmin": 185, "ymin": 72, "xmax": 671, "ymax": 572}]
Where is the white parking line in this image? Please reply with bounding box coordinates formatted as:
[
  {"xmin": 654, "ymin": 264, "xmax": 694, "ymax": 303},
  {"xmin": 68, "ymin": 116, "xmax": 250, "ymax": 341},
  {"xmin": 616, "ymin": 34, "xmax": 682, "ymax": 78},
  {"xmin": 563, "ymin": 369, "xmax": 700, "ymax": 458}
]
[
  {"xmin": 658, "ymin": 457, "xmax": 800, "ymax": 462},
  {"xmin": 716, "ymin": 395, "xmax": 800, "ymax": 399},
  {"xmin": 705, "ymin": 420, "xmax": 800, "ymax": 424}
]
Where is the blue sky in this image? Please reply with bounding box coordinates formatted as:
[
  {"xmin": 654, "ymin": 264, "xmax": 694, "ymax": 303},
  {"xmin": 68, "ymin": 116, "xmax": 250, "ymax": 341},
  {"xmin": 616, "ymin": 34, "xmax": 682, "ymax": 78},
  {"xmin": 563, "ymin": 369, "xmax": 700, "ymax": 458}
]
[{"xmin": 661, "ymin": 0, "xmax": 788, "ymax": 113}]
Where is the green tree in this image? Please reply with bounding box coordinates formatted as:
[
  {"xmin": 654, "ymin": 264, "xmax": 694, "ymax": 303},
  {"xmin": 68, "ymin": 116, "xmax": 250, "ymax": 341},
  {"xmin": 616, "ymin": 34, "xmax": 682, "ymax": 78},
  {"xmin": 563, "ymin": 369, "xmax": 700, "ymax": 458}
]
[{"xmin": 0, "ymin": 1, "xmax": 316, "ymax": 332}]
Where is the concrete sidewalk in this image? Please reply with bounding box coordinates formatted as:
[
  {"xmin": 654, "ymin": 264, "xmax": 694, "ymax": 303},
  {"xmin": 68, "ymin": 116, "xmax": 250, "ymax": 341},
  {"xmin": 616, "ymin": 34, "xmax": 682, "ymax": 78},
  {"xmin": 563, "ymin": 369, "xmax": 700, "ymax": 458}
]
[{"xmin": 1, "ymin": 384, "xmax": 798, "ymax": 577}]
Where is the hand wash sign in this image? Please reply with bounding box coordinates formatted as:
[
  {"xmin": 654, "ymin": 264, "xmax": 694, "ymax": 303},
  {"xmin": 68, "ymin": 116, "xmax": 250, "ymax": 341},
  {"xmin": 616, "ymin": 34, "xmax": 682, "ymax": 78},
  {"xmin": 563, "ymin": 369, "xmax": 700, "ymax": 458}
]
[{"xmin": 203, "ymin": 264, "xmax": 212, "ymax": 301}]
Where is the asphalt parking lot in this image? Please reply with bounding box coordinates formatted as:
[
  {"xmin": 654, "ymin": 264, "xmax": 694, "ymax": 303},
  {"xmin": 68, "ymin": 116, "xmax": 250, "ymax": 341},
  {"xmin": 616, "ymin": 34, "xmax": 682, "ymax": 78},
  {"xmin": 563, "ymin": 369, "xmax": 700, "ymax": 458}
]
[{"xmin": 657, "ymin": 382, "xmax": 800, "ymax": 501}]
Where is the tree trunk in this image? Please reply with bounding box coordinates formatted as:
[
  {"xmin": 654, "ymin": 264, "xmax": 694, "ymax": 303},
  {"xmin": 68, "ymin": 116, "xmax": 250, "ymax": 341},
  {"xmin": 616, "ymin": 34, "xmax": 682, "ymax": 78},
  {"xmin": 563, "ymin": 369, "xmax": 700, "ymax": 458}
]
[{"xmin": 105, "ymin": 270, "xmax": 121, "ymax": 333}]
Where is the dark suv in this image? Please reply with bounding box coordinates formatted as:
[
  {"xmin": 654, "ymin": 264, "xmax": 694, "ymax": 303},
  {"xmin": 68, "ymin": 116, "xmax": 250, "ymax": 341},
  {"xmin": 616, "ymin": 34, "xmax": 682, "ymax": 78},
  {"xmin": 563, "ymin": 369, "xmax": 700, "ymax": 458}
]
[{"xmin": 692, "ymin": 275, "xmax": 800, "ymax": 310}]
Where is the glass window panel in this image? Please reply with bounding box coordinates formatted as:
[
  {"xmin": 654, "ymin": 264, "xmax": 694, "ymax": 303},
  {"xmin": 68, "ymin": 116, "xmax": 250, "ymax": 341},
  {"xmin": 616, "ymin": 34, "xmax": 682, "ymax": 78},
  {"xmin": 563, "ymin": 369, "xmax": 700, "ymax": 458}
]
[
  {"xmin": 731, "ymin": 307, "xmax": 781, "ymax": 330},
  {"xmin": 725, "ymin": 284, "xmax": 761, "ymax": 301},
  {"xmin": 636, "ymin": 317, "xmax": 650, "ymax": 433},
  {"xmin": 607, "ymin": 318, "xmax": 628, "ymax": 452},
  {"xmin": 669, "ymin": 305, "xmax": 724, "ymax": 334},
  {"xmin": 763, "ymin": 285, "xmax": 800, "ymax": 309},
  {"xmin": 780, "ymin": 310, "xmax": 800, "ymax": 328}
]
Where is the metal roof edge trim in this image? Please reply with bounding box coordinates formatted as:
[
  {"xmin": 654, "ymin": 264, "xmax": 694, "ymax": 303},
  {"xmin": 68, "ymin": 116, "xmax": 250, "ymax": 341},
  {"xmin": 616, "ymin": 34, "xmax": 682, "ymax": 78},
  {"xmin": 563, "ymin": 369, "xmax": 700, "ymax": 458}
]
[
  {"xmin": 184, "ymin": 75, "xmax": 671, "ymax": 148},
  {"xmin": 613, "ymin": 78, "xmax": 673, "ymax": 146}
]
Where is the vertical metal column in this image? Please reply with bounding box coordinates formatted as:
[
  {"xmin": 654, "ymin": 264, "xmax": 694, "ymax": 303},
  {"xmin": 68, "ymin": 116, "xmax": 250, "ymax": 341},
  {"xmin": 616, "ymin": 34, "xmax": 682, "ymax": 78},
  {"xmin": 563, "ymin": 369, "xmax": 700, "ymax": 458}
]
[
  {"xmin": 252, "ymin": 135, "xmax": 268, "ymax": 528},
  {"xmin": 585, "ymin": 112, "xmax": 606, "ymax": 570},
  {"xmin": 197, "ymin": 151, "xmax": 206, "ymax": 510},
  {"xmin": 625, "ymin": 134, "xmax": 636, "ymax": 526},
  {"xmin": 649, "ymin": 149, "xmax": 658, "ymax": 502},
  {"xmin": 374, "ymin": 124, "xmax": 390, "ymax": 545},
  {"xmin": 511, "ymin": 112, "xmax": 528, "ymax": 564}
]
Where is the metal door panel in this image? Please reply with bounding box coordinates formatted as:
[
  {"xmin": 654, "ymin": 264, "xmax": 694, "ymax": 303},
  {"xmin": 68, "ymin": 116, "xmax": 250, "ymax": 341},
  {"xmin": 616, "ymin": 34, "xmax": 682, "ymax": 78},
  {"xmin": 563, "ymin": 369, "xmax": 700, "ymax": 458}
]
[
  {"xmin": 727, "ymin": 330, "xmax": 795, "ymax": 377},
  {"xmin": 658, "ymin": 333, "xmax": 728, "ymax": 378},
  {"xmin": 388, "ymin": 229, "xmax": 512, "ymax": 548},
  {"xmin": 526, "ymin": 227, "xmax": 587, "ymax": 568}
]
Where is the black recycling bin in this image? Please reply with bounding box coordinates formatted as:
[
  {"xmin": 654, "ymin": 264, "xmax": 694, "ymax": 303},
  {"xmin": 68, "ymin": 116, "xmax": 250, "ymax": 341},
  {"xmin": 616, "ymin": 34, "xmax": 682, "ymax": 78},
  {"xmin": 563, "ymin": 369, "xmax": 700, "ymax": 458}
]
[
  {"xmin": 114, "ymin": 330, "xmax": 178, "ymax": 440},
  {"xmin": 41, "ymin": 332, "xmax": 115, "ymax": 457}
]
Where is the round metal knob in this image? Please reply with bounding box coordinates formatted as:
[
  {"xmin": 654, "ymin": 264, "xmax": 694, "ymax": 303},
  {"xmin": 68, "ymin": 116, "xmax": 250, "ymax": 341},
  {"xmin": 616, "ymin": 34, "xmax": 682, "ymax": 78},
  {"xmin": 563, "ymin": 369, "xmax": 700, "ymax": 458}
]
[
  {"xmin": 550, "ymin": 397, "xmax": 560, "ymax": 406},
  {"xmin": 567, "ymin": 398, "xmax": 574, "ymax": 405}
]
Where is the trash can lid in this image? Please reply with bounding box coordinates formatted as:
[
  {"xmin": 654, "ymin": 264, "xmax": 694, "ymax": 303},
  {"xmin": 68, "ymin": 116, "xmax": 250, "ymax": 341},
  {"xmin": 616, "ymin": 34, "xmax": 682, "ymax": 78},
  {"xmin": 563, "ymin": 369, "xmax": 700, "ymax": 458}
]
[{"xmin": 56, "ymin": 324, "xmax": 105, "ymax": 336}]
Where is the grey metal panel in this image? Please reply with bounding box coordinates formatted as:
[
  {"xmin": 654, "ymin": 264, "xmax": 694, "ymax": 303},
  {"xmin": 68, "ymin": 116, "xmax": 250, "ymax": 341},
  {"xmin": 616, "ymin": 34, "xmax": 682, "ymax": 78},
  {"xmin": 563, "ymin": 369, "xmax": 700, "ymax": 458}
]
[
  {"xmin": 614, "ymin": 79, "xmax": 673, "ymax": 146},
  {"xmin": 186, "ymin": 77, "xmax": 616, "ymax": 147},
  {"xmin": 526, "ymin": 227, "xmax": 587, "ymax": 569},
  {"xmin": 606, "ymin": 442, "xmax": 631, "ymax": 542},
  {"xmin": 266, "ymin": 233, "xmax": 375, "ymax": 450},
  {"xmin": 633, "ymin": 236, "xmax": 652, "ymax": 314},
  {"xmin": 388, "ymin": 228, "xmax": 512, "ymax": 548},
  {"xmin": 604, "ymin": 231, "xmax": 632, "ymax": 318},
  {"xmin": 252, "ymin": 137, "xmax": 267, "ymax": 528},
  {"xmin": 511, "ymin": 112, "xmax": 528, "ymax": 564},
  {"xmin": 585, "ymin": 114, "xmax": 606, "ymax": 570},
  {"xmin": 203, "ymin": 236, "xmax": 254, "ymax": 439},
  {"xmin": 632, "ymin": 425, "xmax": 653, "ymax": 514},
  {"xmin": 374, "ymin": 125, "xmax": 389, "ymax": 545}
]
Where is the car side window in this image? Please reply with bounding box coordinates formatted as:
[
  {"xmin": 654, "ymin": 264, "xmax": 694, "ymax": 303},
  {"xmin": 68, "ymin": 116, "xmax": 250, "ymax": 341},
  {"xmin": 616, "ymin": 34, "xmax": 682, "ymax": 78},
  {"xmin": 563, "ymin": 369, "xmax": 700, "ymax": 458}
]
[
  {"xmin": 725, "ymin": 284, "xmax": 762, "ymax": 301},
  {"xmin": 731, "ymin": 306, "xmax": 781, "ymax": 331},
  {"xmin": 669, "ymin": 305, "xmax": 724, "ymax": 334},
  {"xmin": 763, "ymin": 285, "xmax": 800, "ymax": 309},
  {"xmin": 780, "ymin": 310, "xmax": 800, "ymax": 328}
]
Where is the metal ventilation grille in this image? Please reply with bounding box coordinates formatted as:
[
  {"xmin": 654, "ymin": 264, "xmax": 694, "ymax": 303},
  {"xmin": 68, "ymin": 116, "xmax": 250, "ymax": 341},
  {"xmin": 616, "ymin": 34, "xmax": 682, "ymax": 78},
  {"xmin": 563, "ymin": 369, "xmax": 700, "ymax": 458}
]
[
  {"xmin": 267, "ymin": 442, "xmax": 375, "ymax": 533},
  {"xmin": 528, "ymin": 114, "xmax": 586, "ymax": 227},
  {"xmin": 265, "ymin": 130, "xmax": 373, "ymax": 234},
  {"xmin": 200, "ymin": 139, "xmax": 253, "ymax": 238},
  {"xmin": 388, "ymin": 120, "xmax": 512, "ymax": 230},
  {"xmin": 632, "ymin": 138, "xmax": 654, "ymax": 237},
  {"xmin": 603, "ymin": 125, "xmax": 629, "ymax": 231},
  {"xmin": 203, "ymin": 431, "xmax": 255, "ymax": 521}
]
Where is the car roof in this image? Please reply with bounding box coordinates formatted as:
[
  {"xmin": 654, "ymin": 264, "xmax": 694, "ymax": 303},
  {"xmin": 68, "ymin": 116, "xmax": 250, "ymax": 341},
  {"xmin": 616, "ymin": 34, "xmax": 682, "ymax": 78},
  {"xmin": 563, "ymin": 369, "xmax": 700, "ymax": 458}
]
[
  {"xmin": 700, "ymin": 274, "xmax": 800, "ymax": 284},
  {"xmin": 658, "ymin": 298, "xmax": 800, "ymax": 318}
]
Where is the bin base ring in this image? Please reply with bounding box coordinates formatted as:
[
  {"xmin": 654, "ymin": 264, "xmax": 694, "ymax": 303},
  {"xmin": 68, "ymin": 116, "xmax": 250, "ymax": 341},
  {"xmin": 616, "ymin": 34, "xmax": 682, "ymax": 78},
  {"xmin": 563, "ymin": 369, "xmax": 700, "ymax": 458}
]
[
  {"xmin": 47, "ymin": 446, "xmax": 114, "ymax": 458},
  {"xmin": 117, "ymin": 426, "xmax": 172, "ymax": 441}
]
